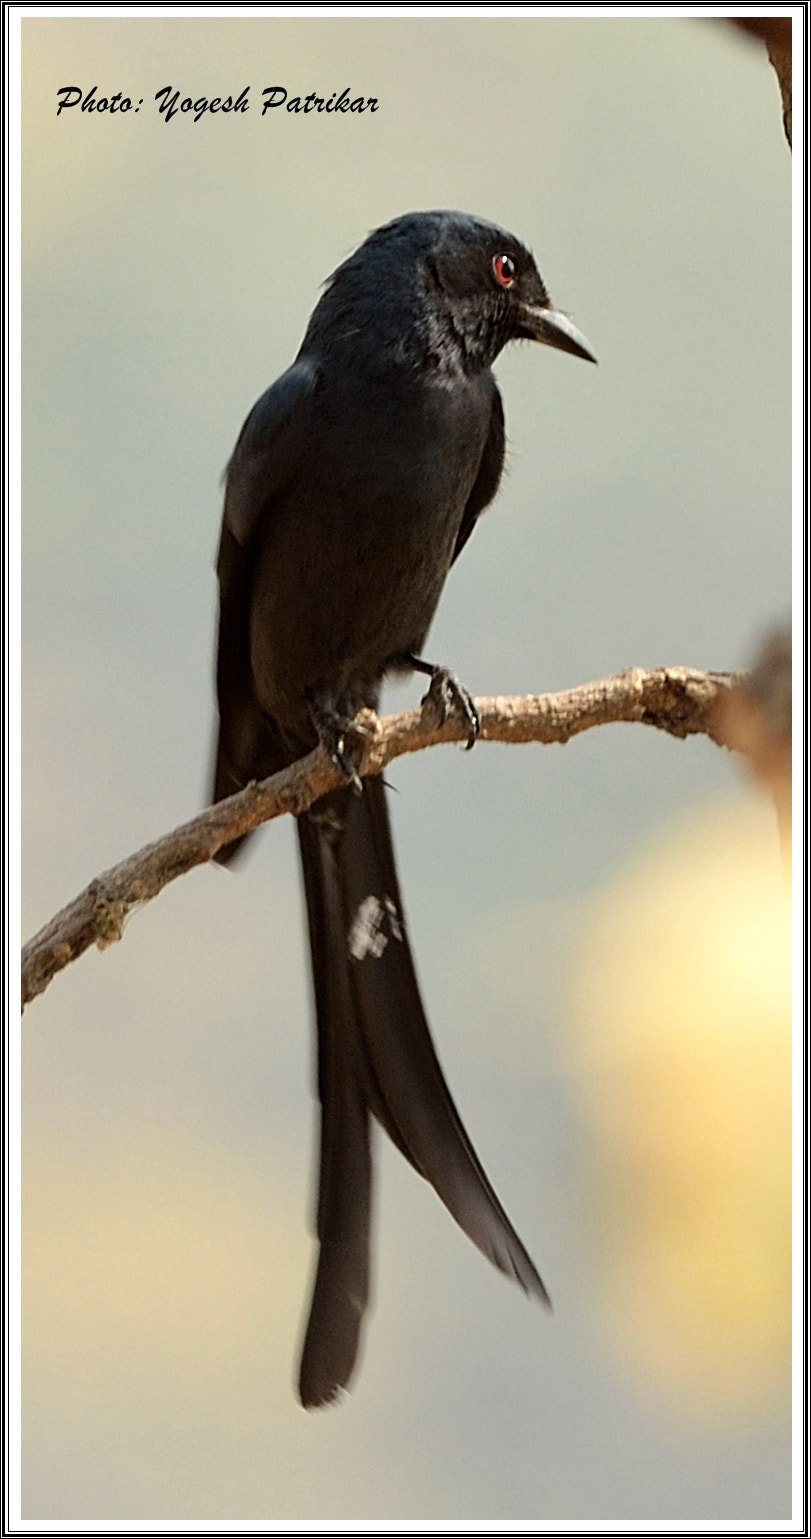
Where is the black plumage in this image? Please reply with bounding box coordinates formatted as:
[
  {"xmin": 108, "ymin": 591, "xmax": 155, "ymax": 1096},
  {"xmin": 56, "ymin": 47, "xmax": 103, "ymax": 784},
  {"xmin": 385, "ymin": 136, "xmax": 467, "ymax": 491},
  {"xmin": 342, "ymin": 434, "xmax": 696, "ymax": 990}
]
[{"xmin": 211, "ymin": 210, "xmax": 595, "ymax": 1407}]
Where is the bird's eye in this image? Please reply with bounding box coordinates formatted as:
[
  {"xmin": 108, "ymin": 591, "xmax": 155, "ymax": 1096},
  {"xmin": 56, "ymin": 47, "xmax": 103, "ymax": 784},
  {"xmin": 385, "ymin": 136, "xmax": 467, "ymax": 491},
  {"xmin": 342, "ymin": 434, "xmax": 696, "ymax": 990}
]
[{"xmin": 492, "ymin": 254, "xmax": 516, "ymax": 288}]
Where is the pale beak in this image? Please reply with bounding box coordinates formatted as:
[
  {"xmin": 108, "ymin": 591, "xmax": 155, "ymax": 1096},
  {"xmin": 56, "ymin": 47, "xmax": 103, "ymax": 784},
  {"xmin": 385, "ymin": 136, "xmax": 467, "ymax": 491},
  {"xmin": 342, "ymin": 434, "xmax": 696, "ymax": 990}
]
[{"xmin": 522, "ymin": 304, "xmax": 597, "ymax": 363}]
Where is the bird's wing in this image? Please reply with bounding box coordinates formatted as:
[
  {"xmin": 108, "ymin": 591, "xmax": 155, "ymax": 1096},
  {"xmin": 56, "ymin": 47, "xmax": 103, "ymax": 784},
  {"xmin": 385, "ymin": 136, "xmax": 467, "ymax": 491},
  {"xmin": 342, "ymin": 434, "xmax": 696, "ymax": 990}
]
[
  {"xmin": 222, "ymin": 359, "xmax": 319, "ymax": 548},
  {"xmin": 212, "ymin": 359, "xmax": 319, "ymax": 830},
  {"xmin": 451, "ymin": 385, "xmax": 505, "ymax": 565}
]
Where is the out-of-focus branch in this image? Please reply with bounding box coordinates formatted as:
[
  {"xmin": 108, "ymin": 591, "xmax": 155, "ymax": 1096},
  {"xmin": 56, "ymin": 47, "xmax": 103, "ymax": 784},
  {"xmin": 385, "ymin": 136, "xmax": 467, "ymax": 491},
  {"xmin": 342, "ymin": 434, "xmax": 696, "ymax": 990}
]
[
  {"xmin": 21, "ymin": 666, "xmax": 737, "ymax": 1012},
  {"xmin": 714, "ymin": 625, "xmax": 792, "ymax": 861},
  {"xmin": 728, "ymin": 17, "xmax": 792, "ymax": 146}
]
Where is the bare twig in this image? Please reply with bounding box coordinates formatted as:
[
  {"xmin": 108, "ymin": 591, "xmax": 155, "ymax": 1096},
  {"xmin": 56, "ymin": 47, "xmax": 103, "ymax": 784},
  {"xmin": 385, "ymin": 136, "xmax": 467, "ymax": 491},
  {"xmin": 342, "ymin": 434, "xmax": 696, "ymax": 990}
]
[{"xmin": 21, "ymin": 666, "xmax": 737, "ymax": 1011}]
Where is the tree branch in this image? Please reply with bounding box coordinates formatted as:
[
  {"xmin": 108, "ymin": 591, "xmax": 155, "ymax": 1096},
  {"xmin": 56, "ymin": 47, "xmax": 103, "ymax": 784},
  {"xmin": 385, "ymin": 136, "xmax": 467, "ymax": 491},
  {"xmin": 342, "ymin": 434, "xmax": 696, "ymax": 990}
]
[{"xmin": 21, "ymin": 666, "xmax": 737, "ymax": 1012}]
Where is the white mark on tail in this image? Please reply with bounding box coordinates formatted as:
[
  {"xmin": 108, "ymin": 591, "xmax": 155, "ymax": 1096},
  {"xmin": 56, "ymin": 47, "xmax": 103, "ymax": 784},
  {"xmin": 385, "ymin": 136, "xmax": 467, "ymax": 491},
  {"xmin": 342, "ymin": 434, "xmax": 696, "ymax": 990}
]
[
  {"xmin": 348, "ymin": 897, "xmax": 387, "ymax": 959},
  {"xmin": 384, "ymin": 897, "xmax": 403, "ymax": 942},
  {"xmin": 348, "ymin": 895, "xmax": 404, "ymax": 960}
]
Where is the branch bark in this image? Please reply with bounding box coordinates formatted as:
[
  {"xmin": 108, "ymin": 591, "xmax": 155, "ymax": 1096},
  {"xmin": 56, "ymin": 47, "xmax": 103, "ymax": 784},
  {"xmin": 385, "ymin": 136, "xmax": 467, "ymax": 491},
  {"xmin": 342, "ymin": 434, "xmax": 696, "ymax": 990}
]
[{"xmin": 21, "ymin": 665, "xmax": 737, "ymax": 1012}]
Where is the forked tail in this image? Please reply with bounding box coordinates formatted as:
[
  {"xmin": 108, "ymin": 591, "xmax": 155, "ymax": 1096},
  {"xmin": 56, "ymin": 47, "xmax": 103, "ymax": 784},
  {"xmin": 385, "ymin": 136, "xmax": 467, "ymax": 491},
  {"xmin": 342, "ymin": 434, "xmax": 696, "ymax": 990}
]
[{"xmin": 296, "ymin": 776, "xmax": 548, "ymax": 1408}]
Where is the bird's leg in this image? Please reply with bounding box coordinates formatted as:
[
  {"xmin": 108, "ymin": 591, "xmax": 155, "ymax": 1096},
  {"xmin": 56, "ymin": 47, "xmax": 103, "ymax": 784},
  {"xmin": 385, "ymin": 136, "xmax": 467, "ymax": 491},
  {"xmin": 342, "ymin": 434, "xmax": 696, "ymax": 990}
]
[
  {"xmin": 406, "ymin": 651, "xmax": 481, "ymax": 750},
  {"xmin": 307, "ymin": 688, "xmax": 373, "ymax": 790}
]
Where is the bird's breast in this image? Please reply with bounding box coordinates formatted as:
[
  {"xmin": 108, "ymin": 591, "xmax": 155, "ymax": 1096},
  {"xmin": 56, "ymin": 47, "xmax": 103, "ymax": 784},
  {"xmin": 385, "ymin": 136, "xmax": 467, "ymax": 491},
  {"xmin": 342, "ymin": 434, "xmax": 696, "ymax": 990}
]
[{"xmin": 248, "ymin": 367, "xmax": 493, "ymax": 727}]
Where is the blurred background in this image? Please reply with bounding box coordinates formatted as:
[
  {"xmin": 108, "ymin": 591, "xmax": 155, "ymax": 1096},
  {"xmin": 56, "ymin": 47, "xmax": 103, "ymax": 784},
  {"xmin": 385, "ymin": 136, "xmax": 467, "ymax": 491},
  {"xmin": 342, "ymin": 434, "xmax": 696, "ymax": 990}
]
[{"xmin": 21, "ymin": 14, "xmax": 792, "ymax": 1524}]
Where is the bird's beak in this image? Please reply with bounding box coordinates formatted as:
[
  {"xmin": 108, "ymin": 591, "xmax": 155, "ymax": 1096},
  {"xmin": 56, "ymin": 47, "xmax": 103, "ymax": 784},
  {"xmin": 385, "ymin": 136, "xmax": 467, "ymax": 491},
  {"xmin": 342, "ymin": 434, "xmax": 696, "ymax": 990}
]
[{"xmin": 521, "ymin": 304, "xmax": 597, "ymax": 363}]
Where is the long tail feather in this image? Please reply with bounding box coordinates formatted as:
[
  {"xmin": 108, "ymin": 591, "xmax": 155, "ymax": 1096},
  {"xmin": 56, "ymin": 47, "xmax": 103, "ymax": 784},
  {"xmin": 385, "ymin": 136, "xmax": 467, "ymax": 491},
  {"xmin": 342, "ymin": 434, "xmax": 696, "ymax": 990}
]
[
  {"xmin": 340, "ymin": 777, "xmax": 549, "ymax": 1302},
  {"xmin": 295, "ymin": 775, "xmax": 549, "ymax": 1407},
  {"xmin": 296, "ymin": 812, "xmax": 373, "ymax": 1408}
]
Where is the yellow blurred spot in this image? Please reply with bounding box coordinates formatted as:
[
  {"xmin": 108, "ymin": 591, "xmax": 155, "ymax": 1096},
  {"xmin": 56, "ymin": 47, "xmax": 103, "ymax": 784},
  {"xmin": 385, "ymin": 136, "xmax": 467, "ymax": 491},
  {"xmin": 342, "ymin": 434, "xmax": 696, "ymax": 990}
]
[
  {"xmin": 570, "ymin": 798, "xmax": 791, "ymax": 1423},
  {"xmin": 23, "ymin": 1126, "xmax": 307, "ymax": 1392}
]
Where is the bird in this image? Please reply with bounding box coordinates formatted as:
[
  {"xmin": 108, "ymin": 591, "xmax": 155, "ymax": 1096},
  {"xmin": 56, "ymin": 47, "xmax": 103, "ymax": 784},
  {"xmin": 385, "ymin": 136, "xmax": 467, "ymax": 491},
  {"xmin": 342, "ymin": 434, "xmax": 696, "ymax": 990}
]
[{"xmin": 210, "ymin": 210, "xmax": 596, "ymax": 1408}]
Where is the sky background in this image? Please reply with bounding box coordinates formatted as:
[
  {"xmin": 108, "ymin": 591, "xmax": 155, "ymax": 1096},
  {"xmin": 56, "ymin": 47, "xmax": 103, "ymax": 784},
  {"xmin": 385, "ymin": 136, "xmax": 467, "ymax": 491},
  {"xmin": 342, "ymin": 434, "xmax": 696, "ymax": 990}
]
[{"xmin": 20, "ymin": 12, "xmax": 793, "ymax": 1526}]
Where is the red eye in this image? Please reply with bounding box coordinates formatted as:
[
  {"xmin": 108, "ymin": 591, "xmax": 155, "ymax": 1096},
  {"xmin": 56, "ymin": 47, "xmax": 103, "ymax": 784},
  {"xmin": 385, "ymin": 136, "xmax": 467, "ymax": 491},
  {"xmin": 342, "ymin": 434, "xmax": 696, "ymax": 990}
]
[{"xmin": 492, "ymin": 253, "xmax": 516, "ymax": 288}]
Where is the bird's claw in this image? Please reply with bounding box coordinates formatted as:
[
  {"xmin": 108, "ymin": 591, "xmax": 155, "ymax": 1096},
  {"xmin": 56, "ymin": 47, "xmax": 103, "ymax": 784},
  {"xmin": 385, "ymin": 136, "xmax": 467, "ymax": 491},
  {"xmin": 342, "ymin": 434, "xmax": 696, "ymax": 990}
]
[
  {"xmin": 308, "ymin": 697, "xmax": 374, "ymax": 791},
  {"xmin": 420, "ymin": 667, "xmax": 480, "ymax": 749},
  {"xmin": 331, "ymin": 734, "xmax": 363, "ymax": 790}
]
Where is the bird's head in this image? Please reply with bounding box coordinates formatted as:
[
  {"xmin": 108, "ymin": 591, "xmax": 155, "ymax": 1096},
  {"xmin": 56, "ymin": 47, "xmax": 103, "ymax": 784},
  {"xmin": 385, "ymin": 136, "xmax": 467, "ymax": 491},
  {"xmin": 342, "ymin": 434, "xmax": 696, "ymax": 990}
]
[
  {"xmin": 312, "ymin": 210, "xmax": 596, "ymax": 374},
  {"xmin": 414, "ymin": 210, "xmax": 596, "ymax": 370}
]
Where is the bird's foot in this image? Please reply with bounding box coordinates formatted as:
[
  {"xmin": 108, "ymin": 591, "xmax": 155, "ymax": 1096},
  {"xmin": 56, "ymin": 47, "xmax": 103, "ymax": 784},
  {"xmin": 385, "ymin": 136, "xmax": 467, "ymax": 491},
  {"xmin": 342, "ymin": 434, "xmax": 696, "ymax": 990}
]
[
  {"xmin": 408, "ymin": 654, "xmax": 480, "ymax": 749},
  {"xmin": 307, "ymin": 693, "xmax": 374, "ymax": 791}
]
